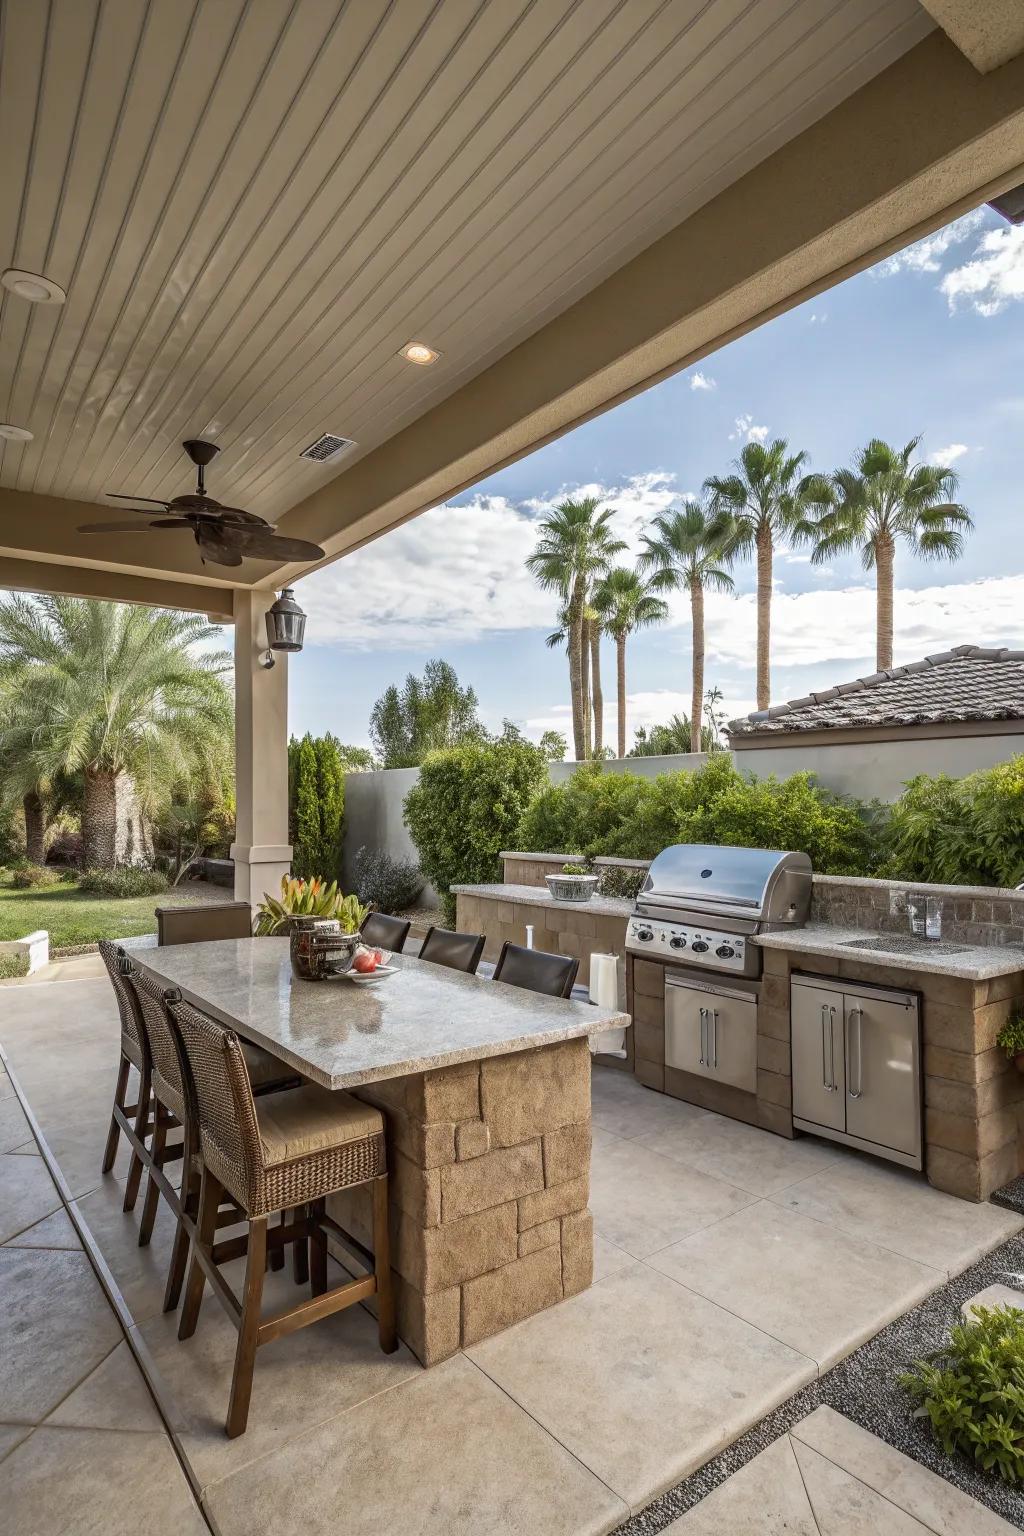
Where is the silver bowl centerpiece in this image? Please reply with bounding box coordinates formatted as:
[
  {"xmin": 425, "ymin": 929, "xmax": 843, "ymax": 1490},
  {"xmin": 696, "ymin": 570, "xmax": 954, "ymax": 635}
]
[
  {"xmin": 289, "ymin": 916, "xmax": 361, "ymax": 981},
  {"xmin": 545, "ymin": 872, "xmax": 600, "ymax": 904}
]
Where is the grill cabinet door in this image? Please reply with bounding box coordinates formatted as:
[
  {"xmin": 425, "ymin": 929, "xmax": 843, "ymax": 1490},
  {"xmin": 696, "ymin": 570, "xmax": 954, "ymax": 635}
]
[
  {"xmin": 791, "ymin": 981, "xmax": 846, "ymax": 1132},
  {"xmin": 666, "ymin": 979, "xmax": 757, "ymax": 1093},
  {"xmin": 844, "ymin": 990, "xmax": 921, "ymax": 1159}
]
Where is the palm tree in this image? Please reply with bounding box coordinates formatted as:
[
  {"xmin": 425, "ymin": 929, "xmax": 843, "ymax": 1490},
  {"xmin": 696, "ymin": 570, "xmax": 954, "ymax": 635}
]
[
  {"xmin": 0, "ymin": 596, "xmax": 232, "ymax": 869},
  {"xmin": 705, "ymin": 439, "xmax": 829, "ymax": 710},
  {"xmin": 527, "ymin": 498, "xmax": 624, "ymax": 759},
  {"xmin": 639, "ymin": 500, "xmax": 736, "ymax": 752},
  {"xmin": 798, "ymin": 437, "xmax": 972, "ymax": 671},
  {"xmin": 592, "ymin": 567, "xmax": 669, "ymax": 758}
]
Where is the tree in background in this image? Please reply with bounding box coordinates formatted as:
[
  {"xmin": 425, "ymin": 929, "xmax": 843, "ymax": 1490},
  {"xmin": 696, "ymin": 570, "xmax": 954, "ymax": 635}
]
[
  {"xmin": 0, "ymin": 596, "xmax": 231, "ymax": 869},
  {"xmin": 639, "ymin": 499, "xmax": 736, "ymax": 752},
  {"xmin": 527, "ymin": 497, "xmax": 625, "ymax": 760},
  {"xmin": 538, "ymin": 729, "xmax": 568, "ymax": 761},
  {"xmin": 704, "ymin": 440, "xmax": 829, "ymax": 711},
  {"xmin": 288, "ymin": 733, "xmax": 346, "ymax": 881},
  {"xmin": 798, "ymin": 436, "xmax": 972, "ymax": 671},
  {"xmin": 592, "ymin": 566, "xmax": 669, "ymax": 759},
  {"xmin": 369, "ymin": 659, "xmax": 481, "ymax": 769}
]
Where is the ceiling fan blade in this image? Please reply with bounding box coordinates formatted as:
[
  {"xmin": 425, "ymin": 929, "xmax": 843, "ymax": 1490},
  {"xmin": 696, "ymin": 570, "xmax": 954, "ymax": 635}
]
[
  {"xmin": 196, "ymin": 530, "xmax": 244, "ymax": 567},
  {"xmin": 209, "ymin": 506, "xmax": 272, "ymax": 527},
  {"xmin": 148, "ymin": 518, "xmax": 193, "ymax": 528},
  {"xmin": 105, "ymin": 492, "xmax": 173, "ymax": 506},
  {"xmin": 77, "ymin": 520, "xmax": 167, "ymax": 534},
  {"xmin": 233, "ymin": 530, "xmax": 326, "ymax": 562}
]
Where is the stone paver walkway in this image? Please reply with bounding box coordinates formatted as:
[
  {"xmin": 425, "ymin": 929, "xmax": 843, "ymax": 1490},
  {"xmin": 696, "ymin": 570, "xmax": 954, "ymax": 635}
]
[{"xmin": 1, "ymin": 964, "xmax": 1020, "ymax": 1535}]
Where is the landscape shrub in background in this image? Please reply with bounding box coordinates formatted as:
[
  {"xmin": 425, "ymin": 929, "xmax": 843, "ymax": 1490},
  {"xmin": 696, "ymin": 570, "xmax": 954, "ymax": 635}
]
[
  {"xmin": 353, "ymin": 846, "xmax": 424, "ymax": 914},
  {"xmin": 516, "ymin": 766, "xmax": 659, "ymax": 860},
  {"xmin": 0, "ymin": 953, "xmax": 30, "ymax": 979},
  {"xmin": 79, "ymin": 867, "xmax": 169, "ymax": 898},
  {"xmin": 45, "ymin": 827, "xmax": 83, "ymax": 867},
  {"xmin": 882, "ymin": 757, "xmax": 1024, "ymax": 888},
  {"xmin": 288, "ymin": 733, "xmax": 346, "ymax": 882},
  {"xmin": 404, "ymin": 726, "xmax": 548, "ymax": 925},
  {"xmin": 11, "ymin": 864, "xmax": 61, "ymax": 889}
]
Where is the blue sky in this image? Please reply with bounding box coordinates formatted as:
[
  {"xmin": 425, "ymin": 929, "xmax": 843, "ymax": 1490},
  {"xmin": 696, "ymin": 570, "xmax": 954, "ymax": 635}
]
[{"xmin": 293, "ymin": 206, "xmax": 1024, "ymax": 752}]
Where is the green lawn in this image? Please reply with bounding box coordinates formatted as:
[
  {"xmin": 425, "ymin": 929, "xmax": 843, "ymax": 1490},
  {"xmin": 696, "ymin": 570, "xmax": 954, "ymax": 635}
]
[{"xmin": 0, "ymin": 875, "xmax": 226, "ymax": 953}]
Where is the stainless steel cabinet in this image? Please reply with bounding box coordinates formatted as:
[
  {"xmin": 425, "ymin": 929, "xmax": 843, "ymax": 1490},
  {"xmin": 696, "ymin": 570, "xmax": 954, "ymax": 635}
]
[
  {"xmin": 666, "ymin": 975, "xmax": 757, "ymax": 1094},
  {"xmin": 791, "ymin": 975, "xmax": 922, "ymax": 1170}
]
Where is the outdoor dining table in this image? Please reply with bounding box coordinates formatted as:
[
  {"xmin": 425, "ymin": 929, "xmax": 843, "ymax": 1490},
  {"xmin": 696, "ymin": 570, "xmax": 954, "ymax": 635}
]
[{"xmin": 132, "ymin": 935, "xmax": 631, "ymax": 1366}]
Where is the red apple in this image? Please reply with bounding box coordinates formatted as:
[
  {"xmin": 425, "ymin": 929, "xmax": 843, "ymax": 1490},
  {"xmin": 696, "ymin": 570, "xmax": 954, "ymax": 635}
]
[{"xmin": 352, "ymin": 950, "xmax": 377, "ymax": 974}]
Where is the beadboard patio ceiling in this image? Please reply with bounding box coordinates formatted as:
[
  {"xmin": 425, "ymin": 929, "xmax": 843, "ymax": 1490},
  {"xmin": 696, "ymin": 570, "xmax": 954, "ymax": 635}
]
[{"xmin": 0, "ymin": 0, "xmax": 1022, "ymax": 603}]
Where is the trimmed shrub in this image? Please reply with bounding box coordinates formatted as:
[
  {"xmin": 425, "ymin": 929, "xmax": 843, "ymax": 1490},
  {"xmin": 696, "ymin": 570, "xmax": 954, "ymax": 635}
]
[
  {"xmin": 11, "ymin": 864, "xmax": 60, "ymax": 889},
  {"xmin": 353, "ymin": 846, "xmax": 424, "ymax": 914},
  {"xmin": 597, "ymin": 864, "xmax": 648, "ymax": 901},
  {"xmin": 404, "ymin": 727, "xmax": 548, "ymax": 910},
  {"xmin": 288, "ymin": 733, "xmax": 346, "ymax": 882},
  {"xmin": 882, "ymin": 757, "xmax": 1024, "ymax": 888},
  {"xmin": 78, "ymin": 867, "xmax": 169, "ymax": 897},
  {"xmin": 516, "ymin": 766, "xmax": 660, "ymax": 860}
]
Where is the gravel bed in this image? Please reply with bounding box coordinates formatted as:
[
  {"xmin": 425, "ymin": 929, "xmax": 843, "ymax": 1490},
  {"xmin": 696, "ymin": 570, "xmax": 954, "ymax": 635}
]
[
  {"xmin": 612, "ymin": 1229, "xmax": 1024, "ymax": 1535},
  {"xmin": 992, "ymin": 1175, "xmax": 1024, "ymax": 1218}
]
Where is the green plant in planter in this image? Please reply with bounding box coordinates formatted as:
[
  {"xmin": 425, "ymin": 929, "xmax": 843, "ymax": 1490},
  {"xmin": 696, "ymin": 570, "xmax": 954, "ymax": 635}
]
[
  {"xmin": 996, "ymin": 1009, "xmax": 1024, "ymax": 1063},
  {"xmin": 561, "ymin": 863, "xmax": 591, "ymax": 876},
  {"xmin": 254, "ymin": 875, "xmax": 369, "ymax": 937},
  {"xmin": 900, "ymin": 1304, "xmax": 1024, "ymax": 1483}
]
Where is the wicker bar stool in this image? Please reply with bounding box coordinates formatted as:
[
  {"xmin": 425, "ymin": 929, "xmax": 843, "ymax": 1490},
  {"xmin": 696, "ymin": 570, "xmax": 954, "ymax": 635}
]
[
  {"xmin": 98, "ymin": 940, "xmax": 158, "ymax": 1211},
  {"xmin": 166, "ymin": 991, "xmax": 397, "ymax": 1438}
]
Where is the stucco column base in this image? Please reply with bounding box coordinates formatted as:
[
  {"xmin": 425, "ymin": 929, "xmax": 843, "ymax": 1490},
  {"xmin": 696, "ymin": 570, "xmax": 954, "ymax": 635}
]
[{"xmin": 230, "ymin": 843, "xmax": 292, "ymax": 907}]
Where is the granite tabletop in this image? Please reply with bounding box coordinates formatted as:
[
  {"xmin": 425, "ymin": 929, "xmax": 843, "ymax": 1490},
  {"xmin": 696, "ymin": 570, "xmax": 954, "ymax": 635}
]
[
  {"xmin": 753, "ymin": 921, "xmax": 1024, "ymax": 982},
  {"xmin": 452, "ymin": 882, "xmax": 634, "ymax": 920},
  {"xmin": 131, "ymin": 937, "xmax": 630, "ymax": 1090}
]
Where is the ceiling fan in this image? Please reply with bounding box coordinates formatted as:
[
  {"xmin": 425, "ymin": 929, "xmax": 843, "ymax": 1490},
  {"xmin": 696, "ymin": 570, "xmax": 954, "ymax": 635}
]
[{"xmin": 78, "ymin": 440, "xmax": 326, "ymax": 568}]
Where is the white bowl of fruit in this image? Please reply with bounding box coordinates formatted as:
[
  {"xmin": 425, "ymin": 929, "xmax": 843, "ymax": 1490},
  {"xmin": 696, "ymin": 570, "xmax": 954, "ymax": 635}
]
[{"xmin": 340, "ymin": 944, "xmax": 397, "ymax": 983}]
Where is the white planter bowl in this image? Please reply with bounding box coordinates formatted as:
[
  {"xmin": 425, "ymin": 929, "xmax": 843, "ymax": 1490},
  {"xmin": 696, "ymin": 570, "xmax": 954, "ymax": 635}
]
[{"xmin": 545, "ymin": 874, "xmax": 600, "ymax": 904}]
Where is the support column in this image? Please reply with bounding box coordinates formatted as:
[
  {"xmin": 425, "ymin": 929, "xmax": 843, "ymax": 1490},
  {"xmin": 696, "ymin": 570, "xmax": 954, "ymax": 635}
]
[{"xmin": 231, "ymin": 590, "xmax": 291, "ymax": 906}]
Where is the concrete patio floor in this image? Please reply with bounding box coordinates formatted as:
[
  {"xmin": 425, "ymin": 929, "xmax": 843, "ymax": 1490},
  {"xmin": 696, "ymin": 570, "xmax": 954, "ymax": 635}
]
[{"xmin": 1, "ymin": 959, "xmax": 1020, "ymax": 1535}]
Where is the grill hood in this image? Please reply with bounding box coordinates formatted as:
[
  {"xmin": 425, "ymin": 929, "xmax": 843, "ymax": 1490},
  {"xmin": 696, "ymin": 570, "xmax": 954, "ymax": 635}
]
[{"xmin": 636, "ymin": 843, "xmax": 812, "ymax": 926}]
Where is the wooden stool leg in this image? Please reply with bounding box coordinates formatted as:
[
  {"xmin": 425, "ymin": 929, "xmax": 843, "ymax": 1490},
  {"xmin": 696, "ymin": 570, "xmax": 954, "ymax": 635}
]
[
  {"xmin": 372, "ymin": 1174, "xmax": 397, "ymax": 1354},
  {"xmin": 122, "ymin": 1062, "xmax": 151, "ymax": 1213},
  {"xmin": 101, "ymin": 1055, "xmax": 130, "ymax": 1173},
  {"xmin": 178, "ymin": 1167, "xmax": 221, "ymax": 1341},
  {"xmin": 292, "ymin": 1208, "xmax": 309, "ymax": 1286},
  {"xmin": 268, "ymin": 1209, "xmax": 285, "ymax": 1272},
  {"xmin": 163, "ymin": 1163, "xmax": 199, "ymax": 1314},
  {"xmin": 310, "ymin": 1201, "xmax": 327, "ymax": 1298},
  {"xmin": 226, "ymin": 1215, "xmax": 267, "ymax": 1439},
  {"xmin": 138, "ymin": 1106, "xmax": 167, "ymax": 1247}
]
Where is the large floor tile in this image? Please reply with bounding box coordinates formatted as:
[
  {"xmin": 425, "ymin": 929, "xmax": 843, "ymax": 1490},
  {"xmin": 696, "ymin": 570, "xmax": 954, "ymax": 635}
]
[
  {"xmin": 74, "ymin": 1175, "xmax": 179, "ymax": 1324},
  {"xmin": 589, "ymin": 1135, "xmax": 754, "ymax": 1258},
  {"xmin": 205, "ymin": 1353, "xmax": 628, "ymax": 1536},
  {"xmin": 592, "ymin": 1232, "xmax": 635, "ymax": 1281},
  {"xmin": 792, "ymin": 1439, "xmax": 931, "ymax": 1535},
  {"xmin": 0, "ymin": 1425, "xmax": 31, "ymax": 1463},
  {"xmin": 138, "ymin": 1255, "xmax": 421, "ymax": 1491},
  {"xmin": 46, "ymin": 1341, "xmax": 163, "ymax": 1433},
  {"xmin": 772, "ymin": 1156, "xmax": 1024, "ymax": 1274},
  {"xmin": 792, "ymin": 1406, "xmax": 1019, "ymax": 1535},
  {"xmin": 0, "ymin": 1425, "xmax": 207, "ymax": 1536},
  {"xmin": 0, "ymin": 1096, "xmax": 31, "ymax": 1154},
  {"xmin": 9, "ymin": 1141, "xmax": 41, "ymax": 1156},
  {"xmin": 467, "ymin": 1264, "xmax": 814, "ymax": 1511},
  {"xmin": 661, "ymin": 1434, "xmax": 817, "ymax": 1534},
  {"xmin": 636, "ymin": 1112, "xmax": 843, "ymax": 1196},
  {"xmin": 0, "ymin": 1153, "xmax": 63, "ymax": 1242},
  {"xmin": 0, "ymin": 1248, "xmax": 122, "ymax": 1422},
  {"xmin": 647, "ymin": 1200, "xmax": 942, "ymax": 1370},
  {"xmin": 591, "ymin": 1069, "xmax": 709, "ymax": 1140},
  {"xmin": 3, "ymin": 1205, "xmax": 81, "ymax": 1250}
]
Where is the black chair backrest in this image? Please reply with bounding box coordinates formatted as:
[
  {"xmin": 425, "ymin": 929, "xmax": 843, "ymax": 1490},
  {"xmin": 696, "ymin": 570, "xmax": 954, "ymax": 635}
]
[
  {"xmin": 492, "ymin": 942, "xmax": 579, "ymax": 999},
  {"xmin": 156, "ymin": 901, "xmax": 253, "ymax": 946},
  {"xmin": 361, "ymin": 911, "xmax": 412, "ymax": 954},
  {"xmin": 418, "ymin": 925, "xmax": 485, "ymax": 975}
]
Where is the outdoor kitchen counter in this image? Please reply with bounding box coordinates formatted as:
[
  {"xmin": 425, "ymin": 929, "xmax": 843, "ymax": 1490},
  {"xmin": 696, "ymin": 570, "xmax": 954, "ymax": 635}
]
[
  {"xmin": 452, "ymin": 881, "xmax": 634, "ymax": 921},
  {"xmin": 132, "ymin": 937, "xmax": 626, "ymax": 1367},
  {"xmin": 753, "ymin": 921, "xmax": 1024, "ymax": 982}
]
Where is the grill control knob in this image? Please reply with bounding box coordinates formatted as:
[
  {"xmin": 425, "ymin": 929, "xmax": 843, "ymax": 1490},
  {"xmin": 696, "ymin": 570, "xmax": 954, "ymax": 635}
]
[
  {"xmin": 715, "ymin": 945, "xmax": 736, "ymax": 959},
  {"xmin": 691, "ymin": 940, "xmax": 709, "ymax": 953},
  {"xmin": 669, "ymin": 935, "xmax": 687, "ymax": 950},
  {"xmin": 635, "ymin": 928, "xmax": 654, "ymax": 943}
]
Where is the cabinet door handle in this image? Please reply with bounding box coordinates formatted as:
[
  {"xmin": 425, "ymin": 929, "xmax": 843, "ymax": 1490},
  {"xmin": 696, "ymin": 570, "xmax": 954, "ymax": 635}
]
[
  {"xmin": 699, "ymin": 1007, "xmax": 706, "ymax": 1066},
  {"xmin": 848, "ymin": 1007, "xmax": 863, "ymax": 1098},
  {"xmin": 711, "ymin": 1009, "xmax": 719, "ymax": 1069},
  {"xmin": 821, "ymin": 1003, "xmax": 832, "ymax": 1090},
  {"xmin": 828, "ymin": 1005, "xmax": 838, "ymax": 1092}
]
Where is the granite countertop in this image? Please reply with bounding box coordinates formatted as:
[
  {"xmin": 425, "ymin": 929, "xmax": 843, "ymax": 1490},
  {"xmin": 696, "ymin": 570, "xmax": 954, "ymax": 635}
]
[
  {"xmin": 453, "ymin": 882, "xmax": 634, "ymax": 920},
  {"xmin": 753, "ymin": 921, "xmax": 1024, "ymax": 981},
  {"xmin": 132, "ymin": 937, "xmax": 630, "ymax": 1090}
]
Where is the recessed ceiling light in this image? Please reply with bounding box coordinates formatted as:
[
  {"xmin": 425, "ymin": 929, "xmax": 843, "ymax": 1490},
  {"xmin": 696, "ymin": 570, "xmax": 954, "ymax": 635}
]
[
  {"xmin": 1, "ymin": 268, "xmax": 67, "ymax": 305},
  {"xmin": 400, "ymin": 341, "xmax": 440, "ymax": 365},
  {"xmin": 0, "ymin": 423, "xmax": 33, "ymax": 441}
]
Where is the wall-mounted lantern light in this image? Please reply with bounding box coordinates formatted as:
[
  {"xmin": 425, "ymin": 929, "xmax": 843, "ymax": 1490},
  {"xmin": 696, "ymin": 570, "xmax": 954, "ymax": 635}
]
[{"xmin": 259, "ymin": 588, "xmax": 307, "ymax": 670}]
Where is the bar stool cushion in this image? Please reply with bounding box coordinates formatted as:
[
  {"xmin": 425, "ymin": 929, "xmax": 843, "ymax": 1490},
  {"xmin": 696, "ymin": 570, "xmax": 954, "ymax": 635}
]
[
  {"xmin": 255, "ymin": 1085, "xmax": 384, "ymax": 1166},
  {"xmin": 241, "ymin": 1041, "xmax": 295, "ymax": 1090}
]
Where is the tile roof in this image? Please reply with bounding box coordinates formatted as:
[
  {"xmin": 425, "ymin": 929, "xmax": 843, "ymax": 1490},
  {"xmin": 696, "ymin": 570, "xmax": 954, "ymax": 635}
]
[{"xmin": 727, "ymin": 646, "xmax": 1024, "ymax": 737}]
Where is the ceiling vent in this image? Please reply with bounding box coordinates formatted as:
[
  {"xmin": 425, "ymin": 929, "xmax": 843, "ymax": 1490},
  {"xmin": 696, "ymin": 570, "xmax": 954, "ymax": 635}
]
[{"xmin": 299, "ymin": 432, "xmax": 355, "ymax": 463}]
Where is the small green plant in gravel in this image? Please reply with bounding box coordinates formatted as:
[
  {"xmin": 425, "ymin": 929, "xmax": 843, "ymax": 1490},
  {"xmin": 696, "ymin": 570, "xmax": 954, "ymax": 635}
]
[{"xmin": 900, "ymin": 1303, "xmax": 1024, "ymax": 1483}]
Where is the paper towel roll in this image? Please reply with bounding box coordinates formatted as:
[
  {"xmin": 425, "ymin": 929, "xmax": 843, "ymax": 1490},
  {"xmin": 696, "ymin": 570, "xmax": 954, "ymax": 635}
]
[{"xmin": 588, "ymin": 953, "xmax": 626, "ymax": 1057}]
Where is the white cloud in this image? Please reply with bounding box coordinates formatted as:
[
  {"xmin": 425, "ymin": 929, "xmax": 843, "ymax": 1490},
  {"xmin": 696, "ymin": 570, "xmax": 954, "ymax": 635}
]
[
  {"xmin": 729, "ymin": 413, "xmax": 769, "ymax": 444},
  {"xmin": 808, "ymin": 311, "xmax": 828, "ymax": 324},
  {"xmin": 689, "ymin": 370, "xmax": 716, "ymax": 391},
  {"xmin": 929, "ymin": 442, "xmax": 969, "ymax": 469},
  {"xmin": 941, "ymin": 224, "xmax": 1024, "ymax": 316},
  {"xmin": 880, "ymin": 209, "xmax": 987, "ymax": 276}
]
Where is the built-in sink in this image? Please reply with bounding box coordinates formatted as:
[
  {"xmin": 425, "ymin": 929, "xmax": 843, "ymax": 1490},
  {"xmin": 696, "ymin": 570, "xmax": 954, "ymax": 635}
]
[{"xmin": 841, "ymin": 935, "xmax": 970, "ymax": 957}]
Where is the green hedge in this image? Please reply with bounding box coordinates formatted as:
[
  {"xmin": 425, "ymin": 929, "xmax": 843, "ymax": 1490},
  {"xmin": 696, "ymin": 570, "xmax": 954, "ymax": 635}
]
[
  {"xmin": 517, "ymin": 756, "xmax": 877, "ymax": 876},
  {"xmin": 288, "ymin": 733, "xmax": 345, "ymax": 882},
  {"xmin": 881, "ymin": 757, "xmax": 1024, "ymax": 888}
]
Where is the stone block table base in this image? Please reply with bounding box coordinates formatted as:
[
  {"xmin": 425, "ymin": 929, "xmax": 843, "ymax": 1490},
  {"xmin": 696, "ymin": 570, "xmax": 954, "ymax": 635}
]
[{"xmin": 329, "ymin": 1037, "xmax": 594, "ymax": 1364}]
